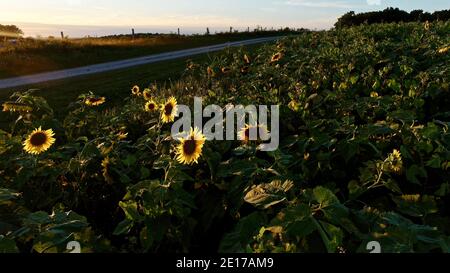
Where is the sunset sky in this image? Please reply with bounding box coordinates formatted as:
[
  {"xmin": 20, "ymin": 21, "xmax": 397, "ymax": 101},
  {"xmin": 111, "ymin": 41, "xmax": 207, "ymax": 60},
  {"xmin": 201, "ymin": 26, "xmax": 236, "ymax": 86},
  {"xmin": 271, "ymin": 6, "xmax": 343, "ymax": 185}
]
[{"xmin": 1, "ymin": 0, "xmax": 448, "ymax": 37}]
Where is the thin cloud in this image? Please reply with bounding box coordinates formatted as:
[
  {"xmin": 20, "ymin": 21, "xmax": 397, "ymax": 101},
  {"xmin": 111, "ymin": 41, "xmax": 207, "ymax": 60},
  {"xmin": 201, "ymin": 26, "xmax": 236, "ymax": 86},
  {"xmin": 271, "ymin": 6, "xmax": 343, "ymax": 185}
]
[
  {"xmin": 283, "ymin": 0, "xmax": 353, "ymax": 8},
  {"xmin": 367, "ymin": 0, "xmax": 382, "ymax": 6}
]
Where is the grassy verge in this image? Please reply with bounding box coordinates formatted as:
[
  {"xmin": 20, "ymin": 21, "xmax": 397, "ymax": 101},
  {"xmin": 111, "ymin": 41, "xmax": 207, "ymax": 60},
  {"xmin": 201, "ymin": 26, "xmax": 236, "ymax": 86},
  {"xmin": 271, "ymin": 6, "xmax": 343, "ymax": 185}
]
[
  {"xmin": 0, "ymin": 44, "xmax": 264, "ymax": 129},
  {"xmin": 0, "ymin": 31, "xmax": 293, "ymax": 79}
]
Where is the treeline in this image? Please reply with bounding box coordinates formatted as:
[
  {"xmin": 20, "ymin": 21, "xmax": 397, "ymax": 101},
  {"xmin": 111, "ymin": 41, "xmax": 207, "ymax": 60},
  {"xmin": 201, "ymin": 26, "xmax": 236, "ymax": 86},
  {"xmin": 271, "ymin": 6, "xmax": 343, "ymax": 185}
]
[
  {"xmin": 101, "ymin": 27, "xmax": 307, "ymax": 40},
  {"xmin": 0, "ymin": 24, "xmax": 23, "ymax": 38},
  {"xmin": 335, "ymin": 8, "xmax": 450, "ymax": 27}
]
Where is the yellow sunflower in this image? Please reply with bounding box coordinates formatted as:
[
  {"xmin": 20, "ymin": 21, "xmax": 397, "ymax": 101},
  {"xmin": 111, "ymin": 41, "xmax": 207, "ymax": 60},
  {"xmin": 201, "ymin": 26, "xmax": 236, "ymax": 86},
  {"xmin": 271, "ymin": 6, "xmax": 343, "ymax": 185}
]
[
  {"xmin": 370, "ymin": 92, "xmax": 379, "ymax": 98},
  {"xmin": 175, "ymin": 127, "xmax": 206, "ymax": 165},
  {"xmin": 161, "ymin": 97, "xmax": 177, "ymax": 123},
  {"xmin": 145, "ymin": 100, "xmax": 159, "ymax": 112},
  {"xmin": 142, "ymin": 88, "xmax": 152, "ymax": 100},
  {"xmin": 387, "ymin": 149, "xmax": 403, "ymax": 174},
  {"xmin": 271, "ymin": 52, "xmax": 283, "ymax": 63},
  {"xmin": 131, "ymin": 85, "xmax": 141, "ymax": 96},
  {"xmin": 85, "ymin": 97, "xmax": 106, "ymax": 106},
  {"xmin": 2, "ymin": 102, "xmax": 33, "ymax": 113},
  {"xmin": 117, "ymin": 131, "xmax": 128, "ymax": 140},
  {"xmin": 238, "ymin": 124, "xmax": 269, "ymax": 143},
  {"xmin": 23, "ymin": 127, "xmax": 56, "ymax": 155},
  {"xmin": 187, "ymin": 62, "xmax": 196, "ymax": 70}
]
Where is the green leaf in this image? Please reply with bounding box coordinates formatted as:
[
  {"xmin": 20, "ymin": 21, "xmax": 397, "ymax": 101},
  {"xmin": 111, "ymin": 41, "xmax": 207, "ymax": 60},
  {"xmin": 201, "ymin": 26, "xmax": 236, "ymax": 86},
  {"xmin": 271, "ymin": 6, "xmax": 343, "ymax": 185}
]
[
  {"xmin": 140, "ymin": 226, "xmax": 153, "ymax": 251},
  {"xmin": 219, "ymin": 212, "xmax": 267, "ymax": 253},
  {"xmin": 406, "ymin": 165, "xmax": 427, "ymax": 185},
  {"xmin": 392, "ymin": 194, "xmax": 438, "ymax": 217},
  {"xmin": 113, "ymin": 219, "xmax": 134, "ymax": 235},
  {"xmin": 313, "ymin": 186, "xmax": 339, "ymax": 207},
  {"xmin": 204, "ymin": 149, "xmax": 221, "ymax": 179},
  {"xmin": 348, "ymin": 180, "xmax": 365, "ymax": 199},
  {"xmin": 244, "ymin": 180, "xmax": 294, "ymax": 209},
  {"xmin": 119, "ymin": 201, "xmax": 142, "ymax": 221},
  {"xmin": 426, "ymin": 155, "xmax": 441, "ymax": 169},
  {"xmin": 0, "ymin": 188, "xmax": 20, "ymax": 202},
  {"xmin": 153, "ymin": 155, "xmax": 171, "ymax": 170},
  {"xmin": 319, "ymin": 221, "xmax": 343, "ymax": 253},
  {"xmin": 286, "ymin": 218, "xmax": 316, "ymax": 238},
  {"xmin": 384, "ymin": 179, "xmax": 402, "ymax": 194},
  {"xmin": 140, "ymin": 167, "xmax": 151, "ymax": 179},
  {"xmin": 25, "ymin": 211, "xmax": 52, "ymax": 225},
  {"xmin": 0, "ymin": 236, "xmax": 19, "ymax": 253},
  {"xmin": 388, "ymin": 109, "xmax": 416, "ymax": 122},
  {"xmin": 122, "ymin": 154, "xmax": 137, "ymax": 167}
]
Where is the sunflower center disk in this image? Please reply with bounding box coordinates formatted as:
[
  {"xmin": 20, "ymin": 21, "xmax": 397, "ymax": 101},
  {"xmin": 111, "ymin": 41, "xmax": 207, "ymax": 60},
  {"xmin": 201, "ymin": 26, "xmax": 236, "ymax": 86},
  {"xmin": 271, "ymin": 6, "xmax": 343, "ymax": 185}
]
[
  {"xmin": 30, "ymin": 132, "xmax": 48, "ymax": 146},
  {"xmin": 183, "ymin": 139, "xmax": 197, "ymax": 155},
  {"xmin": 165, "ymin": 104, "xmax": 173, "ymax": 115}
]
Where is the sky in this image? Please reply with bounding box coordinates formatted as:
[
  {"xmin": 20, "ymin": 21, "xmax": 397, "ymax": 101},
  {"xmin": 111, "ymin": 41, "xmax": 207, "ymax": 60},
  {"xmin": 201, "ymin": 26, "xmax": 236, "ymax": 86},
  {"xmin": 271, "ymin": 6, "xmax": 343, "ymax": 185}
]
[{"xmin": 1, "ymin": 0, "xmax": 449, "ymax": 37}]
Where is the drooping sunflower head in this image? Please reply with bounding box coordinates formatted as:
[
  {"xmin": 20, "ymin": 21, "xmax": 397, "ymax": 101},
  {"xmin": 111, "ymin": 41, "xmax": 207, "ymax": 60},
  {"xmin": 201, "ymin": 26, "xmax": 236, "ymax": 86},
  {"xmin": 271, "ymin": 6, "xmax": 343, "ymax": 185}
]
[
  {"xmin": 387, "ymin": 149, "xmax": 403, "ymax": 173},
  {"xmin": 101, "ymin": 157, "xmax": 113, "ymax": 183},
  {"xmin": 438, "ymin": 46, "xmax": 449, "ymax": 54},
  {"xmin": 187, "ymin": 62, "xmax": 196, "ymax": 70},
  {"xmin": 142, "ymin": 88, "xmax": 152, "ymax": 100},
  {"xmin": 2, "ymin": 102, "xmax": 33, "ymax": 113},
  {"xmin": 145, "ymin": 100, "xmax": 159, "ymax": 112},
  {"xmin": 85, "ymin": 97, "xmax": 106, "ymax": 106},
  {"xmin": 131, "ymin": 85, "xmax": 141, "ymax": 96},
  {"xmin": 271, "ymin": 52, "xmax": 283, "ymax": 63},
  {"xmin": 175, "ymin": 127, "xmax": 206, "ymax": 165},
  {"xmin": 23, "ymin": 127, "xmax": 56, "ymax": 155},
  {"xmin": 238, "ymin": 124, "xmax": 269, "ymax": 143},
  {"xmin": 161, "ymin": 97, "xmax": 177, "ymax": 123},
  {"xmin": 370, "ymin": 92, "xmax": 379, "ymax": 98},
  {"xmin": 288, "ymin": 100, "xmax": 300, "ymax": 112},
  {"xmin": 206, "ymin": 66, "xmax": 216, "ymax": 77},
  {"xmin": 221, "ymin": 67, "xmax": 231, "ymax": 74},
  {"xmin": 240, "ymin": 66, "xmax": 249, "ymax": 75}
]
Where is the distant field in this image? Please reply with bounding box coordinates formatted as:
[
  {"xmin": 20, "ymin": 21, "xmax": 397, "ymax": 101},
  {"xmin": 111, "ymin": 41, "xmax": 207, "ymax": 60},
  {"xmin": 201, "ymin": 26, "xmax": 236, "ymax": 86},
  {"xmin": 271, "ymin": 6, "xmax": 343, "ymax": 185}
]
[{"xmin": 0, "ymin": 31, "xmax": 296, "ymax": 79}]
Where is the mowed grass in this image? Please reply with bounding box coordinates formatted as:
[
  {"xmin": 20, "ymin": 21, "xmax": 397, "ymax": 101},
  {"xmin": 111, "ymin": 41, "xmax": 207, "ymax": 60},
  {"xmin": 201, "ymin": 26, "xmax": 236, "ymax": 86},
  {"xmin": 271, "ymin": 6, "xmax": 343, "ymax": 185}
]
[
  {"xmin": 0, "ymin": 31, "xmax": 292, "ymax": 79},
  {"xmin": 0, "ymin": 44, "xmax": 264, "ymax": 129}
]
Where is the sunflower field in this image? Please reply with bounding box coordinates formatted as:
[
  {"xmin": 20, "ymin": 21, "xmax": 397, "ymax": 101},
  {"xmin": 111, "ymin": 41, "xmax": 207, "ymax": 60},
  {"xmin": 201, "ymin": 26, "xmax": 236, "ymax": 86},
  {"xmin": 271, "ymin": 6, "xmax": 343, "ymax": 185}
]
[{"xmin": 1, "ymin": 21, "xmax": 450, "ymax": 253}]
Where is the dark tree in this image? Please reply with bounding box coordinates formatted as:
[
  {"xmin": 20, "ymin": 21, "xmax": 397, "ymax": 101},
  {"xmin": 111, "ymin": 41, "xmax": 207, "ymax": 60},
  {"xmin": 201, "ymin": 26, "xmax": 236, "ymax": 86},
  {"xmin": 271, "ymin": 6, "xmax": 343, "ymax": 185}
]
[
  {"xmin": 335, "ymin": 8, "xmax": 450, "ymax": 27},
  {"xmin": 0, "ymin": 24, "xmax": 23, "ymax": 38}
]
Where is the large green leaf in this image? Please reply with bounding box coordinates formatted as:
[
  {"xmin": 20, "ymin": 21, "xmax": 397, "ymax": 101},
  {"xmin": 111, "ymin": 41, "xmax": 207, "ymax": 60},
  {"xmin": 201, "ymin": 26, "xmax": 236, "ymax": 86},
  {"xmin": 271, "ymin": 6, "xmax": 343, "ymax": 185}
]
[{"xmin": 244, "ymin": 180, "xmax": 294, "ymax": 209}]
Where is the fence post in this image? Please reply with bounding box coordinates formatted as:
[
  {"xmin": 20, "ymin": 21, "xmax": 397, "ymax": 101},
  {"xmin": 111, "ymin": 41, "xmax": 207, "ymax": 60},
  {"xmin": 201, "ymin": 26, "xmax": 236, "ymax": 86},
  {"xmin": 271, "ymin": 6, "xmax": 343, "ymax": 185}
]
[
  {"xmin": 60, "ymin": 31, "xmax": 64, "ymax": 39},
  {"xmin": 178, "ymin": 28, "xmax": 180, "ymax": 36},
  {"xmin": 132, "ymin": 28, "xmax": 135, "ymax": 39}
]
